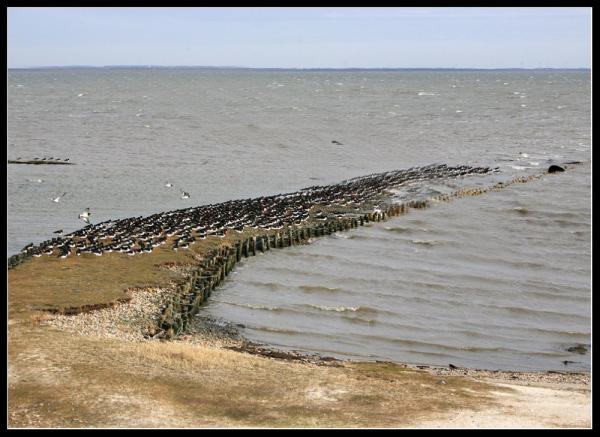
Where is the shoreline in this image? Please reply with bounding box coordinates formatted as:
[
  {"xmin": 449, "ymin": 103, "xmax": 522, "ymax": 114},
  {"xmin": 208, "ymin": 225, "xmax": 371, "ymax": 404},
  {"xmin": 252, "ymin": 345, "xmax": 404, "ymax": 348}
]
[
  {"xmin": 43, "ymin": 291, "xmax": 591, "ymax": 386},
  {"xmin": 10, "ymin": 303, "xmax": 590, "ymax": 428},
  {"xmin": 8, "ymin": 163, "xmax": 590, "ymax": 428}
]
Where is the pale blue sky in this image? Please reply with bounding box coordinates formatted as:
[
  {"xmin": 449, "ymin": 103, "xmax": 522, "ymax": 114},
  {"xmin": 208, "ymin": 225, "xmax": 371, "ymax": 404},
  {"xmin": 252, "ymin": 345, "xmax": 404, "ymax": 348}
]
[{"xmin": 7, "ymin": 7, "xmax": 592, "ymax": 69}]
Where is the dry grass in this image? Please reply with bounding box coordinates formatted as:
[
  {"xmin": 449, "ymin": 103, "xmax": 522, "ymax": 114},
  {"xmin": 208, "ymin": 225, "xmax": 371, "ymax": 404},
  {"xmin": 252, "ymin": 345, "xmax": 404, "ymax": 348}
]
[
  {"xmin": 27, "ymin": 311, "xmax": 55, "ymax": 326},
  {"xmin": 8, "ymin": 321, "xmax": 503, "ymax": 428},
  {"xmin": 7, "ymin": 235, "xmax": 238, "ymax": 320}
]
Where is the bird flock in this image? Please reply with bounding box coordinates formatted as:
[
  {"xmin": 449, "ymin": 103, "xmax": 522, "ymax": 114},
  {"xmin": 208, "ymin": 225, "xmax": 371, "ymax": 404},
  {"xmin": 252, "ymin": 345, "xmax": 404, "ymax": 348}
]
[
  {"xmin": 22, "ymin": 163, "xmax": 495, "ymax": 260},
  {"xmin": 48, "ymin": 182, "xmax": 191, "ymax": 228},
  {"xmin": 15, "ymin": 156, "xmax": 70, "ymax": 162}
]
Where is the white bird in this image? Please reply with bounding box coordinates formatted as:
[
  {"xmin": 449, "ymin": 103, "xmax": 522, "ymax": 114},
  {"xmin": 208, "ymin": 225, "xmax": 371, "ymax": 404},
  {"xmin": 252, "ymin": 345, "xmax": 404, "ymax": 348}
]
[
  {"xmin": 165, "ymin": 182, "xmax": 173, "ymax": 188},
  {"xmin": 79, "ymin": 208, "xmax": 91, "ymax": 224},
  {"xmin": 181, "ymin": 190, "xmax": 190, "ymax": 199},
  {"xmin": 52, "ymin": 192, "xmax": 67, "ymax": 203}
]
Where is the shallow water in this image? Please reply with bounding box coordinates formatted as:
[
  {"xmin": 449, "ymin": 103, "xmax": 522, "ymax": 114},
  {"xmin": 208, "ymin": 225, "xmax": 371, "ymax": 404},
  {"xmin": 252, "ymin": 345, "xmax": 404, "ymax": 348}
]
[{"xmin": 7, "ymin": 68, "xmax": 591, "ymax": 371}]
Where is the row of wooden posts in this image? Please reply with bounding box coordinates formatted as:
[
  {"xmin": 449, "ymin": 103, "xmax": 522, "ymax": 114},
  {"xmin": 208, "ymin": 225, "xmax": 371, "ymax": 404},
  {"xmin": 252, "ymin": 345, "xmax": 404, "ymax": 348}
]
[
  {"xmin": 5, "ymin": 172, "xmax": 544, "ymax": 273},
  {"xmin": 153, "ymin": 200, "xmax": 432, "ymax": 339},
  {"xmin": 153, "ymin": 172, "xmax": 548, "ymax": 339}
]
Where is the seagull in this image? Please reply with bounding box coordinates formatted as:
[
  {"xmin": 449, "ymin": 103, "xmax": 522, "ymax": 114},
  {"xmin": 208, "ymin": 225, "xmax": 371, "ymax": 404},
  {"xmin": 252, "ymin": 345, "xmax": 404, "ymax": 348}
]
[
  {"xmin": 331, "ymin": 140, "xmax": 343, "ymax": 145},
  {"xmin": 165, "ymin": 182, "xmax": 173, "ymax": 188},
  {"xmin": 51, "ymin": 192, "xmax": 67, "ymax": 203},
  {"xmin": 53, "ymin": 229, "xmax": 63, "ymax": 237},
  {"xmin": 79, "ymin": 208, "xmax": 91, "ymax": 224},
  {"xmin": 181, "ymin": 190, "xmax": 190, "ymax": 199}
]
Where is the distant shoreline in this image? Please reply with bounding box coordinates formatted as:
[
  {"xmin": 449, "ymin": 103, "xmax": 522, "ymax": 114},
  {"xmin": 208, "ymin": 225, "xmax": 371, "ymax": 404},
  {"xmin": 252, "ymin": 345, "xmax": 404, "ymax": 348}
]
[{"xmin": 7, "ymin": 66, "xmax": 591, "ymax": 72}]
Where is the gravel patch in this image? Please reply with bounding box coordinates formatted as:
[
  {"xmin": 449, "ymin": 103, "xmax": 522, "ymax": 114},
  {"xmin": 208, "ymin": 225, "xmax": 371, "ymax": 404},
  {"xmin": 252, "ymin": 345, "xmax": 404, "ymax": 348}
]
[{"xmin": 45, "ymin": 287, "xmax": 173, "ymax": 342}]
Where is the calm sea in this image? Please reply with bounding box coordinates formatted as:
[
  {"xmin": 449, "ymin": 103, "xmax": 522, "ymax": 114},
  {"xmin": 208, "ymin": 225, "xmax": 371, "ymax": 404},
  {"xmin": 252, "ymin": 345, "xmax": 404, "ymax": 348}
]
[{"xmin": 7, "ymin": 68, "xmax": 591, "ymax": 371}]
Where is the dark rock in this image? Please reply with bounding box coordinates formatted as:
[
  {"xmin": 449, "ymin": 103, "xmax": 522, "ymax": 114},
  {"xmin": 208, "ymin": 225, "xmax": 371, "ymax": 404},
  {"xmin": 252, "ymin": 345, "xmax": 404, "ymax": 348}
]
[
  {"xmin": 548, "ymin": 165, "xmax": 565, "ymax": 173},
  {"xmin": 567, "ymin": 344, "xmax": 588, "ymax": 354}
]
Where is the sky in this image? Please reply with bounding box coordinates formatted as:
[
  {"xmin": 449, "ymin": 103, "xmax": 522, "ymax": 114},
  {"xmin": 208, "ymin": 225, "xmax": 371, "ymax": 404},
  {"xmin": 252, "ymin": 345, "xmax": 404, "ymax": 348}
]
[{"xmin": 7, "ymin": 7, "xmax": 592, "ymax": 69}]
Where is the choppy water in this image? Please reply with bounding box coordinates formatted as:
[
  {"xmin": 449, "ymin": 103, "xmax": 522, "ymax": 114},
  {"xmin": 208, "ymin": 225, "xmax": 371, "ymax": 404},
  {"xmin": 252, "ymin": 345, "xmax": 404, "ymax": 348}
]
[{"xmin": 7, "ymin": 68, "xmax": 591, "ymax": 371}]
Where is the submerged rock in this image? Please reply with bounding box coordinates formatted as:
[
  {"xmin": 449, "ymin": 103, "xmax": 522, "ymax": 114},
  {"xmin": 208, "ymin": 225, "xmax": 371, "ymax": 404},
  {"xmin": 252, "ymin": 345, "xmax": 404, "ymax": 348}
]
[{"xmin": 567, "ymin": 344, "xmax": 588, "ymax": 354}]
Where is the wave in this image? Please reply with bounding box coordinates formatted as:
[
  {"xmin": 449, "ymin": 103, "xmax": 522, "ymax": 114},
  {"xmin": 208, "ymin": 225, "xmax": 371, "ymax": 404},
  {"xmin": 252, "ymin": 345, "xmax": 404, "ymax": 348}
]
[
  {"xmin": 512, "ymin": 206, "xmax": 529, "ymax": 215},
  {"xmin": 246, "ymin": 325, "xmax": 302, "ymax": 336},
  {"xmin": 304, "ymin": 304, "xmax": 382, "ymax": 314},
  {"xmin": 480, "ymin": 303, "xmax": 589, "ymax": 320},
  {"xmin": 346, "ymin": 234, "xmax": 372, "ymax": 241},
  {"xmin": 298, "ymin": 285, "xmax": 343, "ymax": 293},
  {"xmin": 356, "ymin": 334, "xmax": 515, "ymax": 353},
  {"xmin": 384, "ymin": 226, "xmax": 412, "ymax": 234},
  {"xmin": 307, "ymin": 304, "xmax": 361, "ymax": 313},
  {"xmin": 244, "ymin": 281, "xmax": 283, "ymax": 291},
  {"xmin": 411, "ymin": 239, "xmax": 441, "ymax": 246},
  {"xmin": 211, "ymin": 299, "xmax": 284, "ymax": 312}
]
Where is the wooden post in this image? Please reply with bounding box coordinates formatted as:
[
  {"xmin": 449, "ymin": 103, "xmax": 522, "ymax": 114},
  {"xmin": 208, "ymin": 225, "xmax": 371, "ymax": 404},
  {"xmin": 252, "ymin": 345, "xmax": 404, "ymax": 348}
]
[
  {"xmin": 243, "ymin": 239, "xmax": 249, "ymax": 257},
  {"xmin": 236, "ymin": 242, "xmax": 242, "ymax": 262}
]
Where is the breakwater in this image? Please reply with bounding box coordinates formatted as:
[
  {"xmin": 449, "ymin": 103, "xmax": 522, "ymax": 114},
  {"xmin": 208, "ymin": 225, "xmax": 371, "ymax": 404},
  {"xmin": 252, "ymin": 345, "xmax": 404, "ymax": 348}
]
[
  {"xmin": 8, "ymin": 163, "xmax": 495, "ymax": 269},
  {"xmin": 150, "ymin": 171, "xmax": 547, "ymax": 339},
  {"xmin": 8, "ymin": 162, "xmax": 566, "ymax": 340}
]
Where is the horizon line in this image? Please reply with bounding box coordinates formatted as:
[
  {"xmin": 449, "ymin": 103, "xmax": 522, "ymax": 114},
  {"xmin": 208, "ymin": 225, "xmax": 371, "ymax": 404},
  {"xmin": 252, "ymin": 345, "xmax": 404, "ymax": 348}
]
[{"xmin": 8, "ymin": 65, "xmax": 591, "ymax": 71}]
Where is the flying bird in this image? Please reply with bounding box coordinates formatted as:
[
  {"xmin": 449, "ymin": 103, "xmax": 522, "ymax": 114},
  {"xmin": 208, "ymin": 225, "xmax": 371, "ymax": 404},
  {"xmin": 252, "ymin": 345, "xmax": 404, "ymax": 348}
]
[
  {"xmin": 52, "ymin": 192, "xmax": 67, "ymax": 203},
  {"xmin": 79, "ymin": 208, "xmax": 91, "ymax": 224},
  {"xmin": 165, "ymin": 182, "xmax": 173, "ymax": 188}
]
